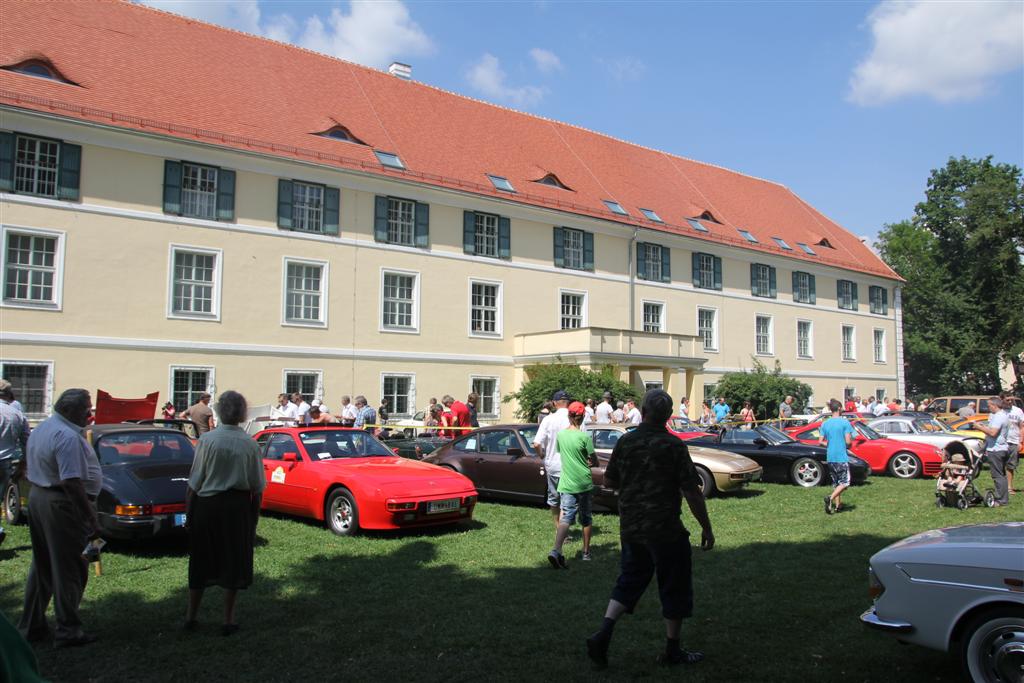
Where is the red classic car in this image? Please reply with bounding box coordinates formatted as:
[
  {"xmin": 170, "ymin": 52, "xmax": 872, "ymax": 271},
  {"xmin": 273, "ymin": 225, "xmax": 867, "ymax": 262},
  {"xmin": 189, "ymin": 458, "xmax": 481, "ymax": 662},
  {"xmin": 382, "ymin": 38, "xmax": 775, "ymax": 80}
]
[
  {"xmin": 253, "ymin": 426, "xmax": 478, "ymax": 535},
  {"xmin": 667, "ymin": 416, "xmax": 715, "ymax": 440},
  {"xmin": 787, "ymin": 420, "xmax": 944, "ymax": 479}
]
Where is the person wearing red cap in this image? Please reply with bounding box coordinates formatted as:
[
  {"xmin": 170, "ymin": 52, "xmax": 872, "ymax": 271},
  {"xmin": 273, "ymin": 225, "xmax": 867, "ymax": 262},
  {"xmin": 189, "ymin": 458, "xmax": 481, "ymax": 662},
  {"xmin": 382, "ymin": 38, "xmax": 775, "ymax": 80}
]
[{"xmin": 547, "ymin": 401, "xmax": 598, "ymax": 568}]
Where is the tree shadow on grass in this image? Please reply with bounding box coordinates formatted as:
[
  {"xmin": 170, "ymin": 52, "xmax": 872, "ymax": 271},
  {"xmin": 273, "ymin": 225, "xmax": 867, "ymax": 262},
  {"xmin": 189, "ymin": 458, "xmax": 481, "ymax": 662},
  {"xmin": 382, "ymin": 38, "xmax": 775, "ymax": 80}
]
[{"xmin": 26, "ymin": 532, "xmax": 968, "ymax": 683}]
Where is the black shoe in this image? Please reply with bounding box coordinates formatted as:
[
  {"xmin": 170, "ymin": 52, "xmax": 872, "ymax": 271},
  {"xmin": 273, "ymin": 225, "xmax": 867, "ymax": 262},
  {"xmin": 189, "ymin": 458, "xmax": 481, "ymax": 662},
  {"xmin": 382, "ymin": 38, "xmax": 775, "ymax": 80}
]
[
  {"xmin": 54, "ymin": 633, "xmax": 97, "ymax": 649},
  {"xmin": 547, "ymin": 550, "xmax": 568, "ymax": 569},
  {"xmin": 657, "ymin": 648, "xmax": 704, "ymax": 666},
  {"xmin": 182, "ymin": 619, "xmax": 199, "ymax": 632},
  {"xmin": 823, "ymin": 496, "xmax": 833, "ymax": 515},
  {"xmin": 586, "ymin": 631, "xmax": 610, "ymax": 670},
  {"xmin": 221, "ymin": 623, "xmax": 240, "ymax": 637}
]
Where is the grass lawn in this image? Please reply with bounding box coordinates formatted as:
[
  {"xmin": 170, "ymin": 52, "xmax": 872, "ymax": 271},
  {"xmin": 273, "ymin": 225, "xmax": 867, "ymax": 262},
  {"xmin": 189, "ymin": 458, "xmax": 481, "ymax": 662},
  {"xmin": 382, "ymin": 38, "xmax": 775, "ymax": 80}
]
[{"xmin": 1, "ymin": 474, "xmax": 1019, "ymax": 682}]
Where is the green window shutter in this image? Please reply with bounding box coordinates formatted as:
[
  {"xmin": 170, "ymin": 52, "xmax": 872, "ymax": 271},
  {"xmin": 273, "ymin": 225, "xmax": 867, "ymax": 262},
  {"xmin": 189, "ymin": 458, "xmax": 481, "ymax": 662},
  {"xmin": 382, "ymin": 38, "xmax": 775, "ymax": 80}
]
[
  {"xmin": 809, "ymin": 274, "xmax": 816, "ymax": 304},
  {"xmin": 750, "ymin": 263, "xmax": 758, "ymax": 296},
  {"xmin": 660, "ymin": 245, "xmax": 671, "ymax": 283},
  {"xmin": 552, "ymin": 227, "xmax": 565, "ymax": 268},
  {"xmin": 463, "ymin": 211, "xmax": 476, "ymax": 254},
  {"xmin": 216, "ymin": 168, "xmax": 235, "ymax": 221},
  {"xmin": 583, "ymin": 231, "xmax": 594, "ymax": 272},
  {"xmin": 0, "ymin": 132, "xmax": 13, "ymax": 192},
  {"xmin": 498, "ymin": 216, "xmax": 511, "ymax": 259},
  {"xmin": 277, "ymin": 179, "xmax": 294, "ymax": 229},
  {"xmin": 791, "ymin": 271, "xmax": 799, "ymax": 301},
  {"xmin": 881, "ymin": 287, "xmax": 888, "ymax": 315},
  {"xmin": 57, "ymin": 142, "xmax": 81, "ymax": 201},
  {"xmin": 323, "ymin": 187, "xmax": 340, "ymax": 235},
  {"xmin": 851, "ymin": 282, "xmax": 859, "ymax": 310},
  {"xmin": 374, "ymin": 196, "xmax": 389, "ymax": 242},
  {"xmin": 768, "ymin": 266, "xmax": 777, "ymax": 298},
  {"xmin": 836, "ymin": 281, "xmax": 843, "ymax": 306},
  {"xmin": 414, "ymin": 202, "xmax": 429, "ymax": 248},
  {"xmin": 692, "ymin": 252, "xmax": 700, "ymax": 287},
  {"xmin": 636, "ymin": 242, "xmax": 647, "ymax": 280},
  {"xmin": 163, "ymin": 160, "xmax": 182, "ymax": 215},
  {"xmin": 713, "ymin": 256, "xmax": 723, "ymax": 290}
]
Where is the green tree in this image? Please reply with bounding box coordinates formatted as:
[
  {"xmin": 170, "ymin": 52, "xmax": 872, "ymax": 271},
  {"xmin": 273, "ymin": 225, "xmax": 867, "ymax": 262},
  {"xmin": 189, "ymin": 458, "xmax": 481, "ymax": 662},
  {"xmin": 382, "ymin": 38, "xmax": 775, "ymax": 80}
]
[
  {"xmin": 876, "ymin": 156, "xmax": 1024, "ymax": 395},
  {"xmin": 710, "ymin": 359, "xmax": 813, "ymax": 421},
  {"xmin": 504, "ymin": 364, "xmax": 640, "ymax": 422}
]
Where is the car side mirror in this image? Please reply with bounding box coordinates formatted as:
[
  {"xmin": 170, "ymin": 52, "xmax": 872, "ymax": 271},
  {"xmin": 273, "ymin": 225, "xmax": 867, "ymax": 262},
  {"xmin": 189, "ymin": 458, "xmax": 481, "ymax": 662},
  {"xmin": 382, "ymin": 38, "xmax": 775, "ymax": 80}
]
[
  {"xmin": 506, "ymin": 447, "xmax": 524, "ymax": 457},
  {"xmin": 283, "ymin": 452, "xmax": 298, "ymax": 462},
  {"xmin": 753, "ymin": 438, "xmax": 769, "ymax": 446}
]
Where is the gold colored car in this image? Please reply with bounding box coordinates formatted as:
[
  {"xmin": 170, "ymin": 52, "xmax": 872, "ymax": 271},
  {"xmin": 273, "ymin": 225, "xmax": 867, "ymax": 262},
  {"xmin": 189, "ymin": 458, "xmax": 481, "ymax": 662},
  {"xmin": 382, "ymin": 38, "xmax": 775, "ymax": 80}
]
[{"xmin": 584, "ymin": 424, "xmax": 762, "ymax": 497}]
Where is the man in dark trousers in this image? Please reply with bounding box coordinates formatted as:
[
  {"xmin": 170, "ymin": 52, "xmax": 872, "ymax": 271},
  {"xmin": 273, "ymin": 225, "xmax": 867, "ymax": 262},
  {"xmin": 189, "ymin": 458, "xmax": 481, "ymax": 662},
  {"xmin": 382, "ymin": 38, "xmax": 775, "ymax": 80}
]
[
  {"xmin": 586, "ymin": 389, "xmax": 714, "ymax": 670},
  {"xmin": 18, "ymin": 388, "xmax": 102, "ymax": 648}
]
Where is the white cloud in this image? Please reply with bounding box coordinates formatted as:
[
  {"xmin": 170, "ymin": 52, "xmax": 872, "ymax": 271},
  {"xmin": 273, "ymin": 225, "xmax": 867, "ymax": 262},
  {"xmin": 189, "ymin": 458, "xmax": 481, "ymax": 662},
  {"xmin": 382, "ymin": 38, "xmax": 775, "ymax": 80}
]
[
  {"xmin": 529, "ymin": 48, "xmax": 563, "ymax": 74},
  {"xmin": 601, "ymin": 56, "xmax": 646, "ymax": 82},
  {"xmin": 139, "ymin": 0, "xmax": 434, "ymax": 69},
  {"xmin": 467, "ymin": 53, "xmax": 546, "ymax": 108},
  {"xmin": 848, "ymin": 0, "xmax": 1024, "ymax": 105}
]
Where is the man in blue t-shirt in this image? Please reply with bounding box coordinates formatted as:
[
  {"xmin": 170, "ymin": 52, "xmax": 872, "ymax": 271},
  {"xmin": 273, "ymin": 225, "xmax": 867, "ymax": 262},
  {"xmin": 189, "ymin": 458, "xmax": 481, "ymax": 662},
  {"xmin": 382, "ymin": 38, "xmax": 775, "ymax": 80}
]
[
  {"xmin": 818, "ymin": 399, "xmax": 855, "ymax": 514},
  {"xmin": 712, "ymin": 398, "xmax": 731, "ymax": 424}
]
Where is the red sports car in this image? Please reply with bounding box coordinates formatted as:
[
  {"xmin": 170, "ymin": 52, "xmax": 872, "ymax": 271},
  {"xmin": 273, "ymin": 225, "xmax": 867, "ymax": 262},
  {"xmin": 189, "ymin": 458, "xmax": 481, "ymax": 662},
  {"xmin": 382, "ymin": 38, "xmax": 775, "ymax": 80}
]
[
  {"xmin": 253, "ymin": 426, "xmax": 478, "ymax": 535},
  {"xmin": 668, "ymin": 416, "xmax": 715, "ymax": 440},
  {"xmin": 787, "ymin": 420, "xmax": 944, "ymax": 479}
]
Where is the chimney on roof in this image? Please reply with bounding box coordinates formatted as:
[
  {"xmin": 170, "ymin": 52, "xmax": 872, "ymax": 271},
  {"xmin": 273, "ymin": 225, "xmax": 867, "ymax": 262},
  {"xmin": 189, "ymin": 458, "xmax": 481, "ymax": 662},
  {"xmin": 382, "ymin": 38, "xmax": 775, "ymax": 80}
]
[{"xmin": 388, "ymin": 62, "xmax": 412, "ymax": 80}]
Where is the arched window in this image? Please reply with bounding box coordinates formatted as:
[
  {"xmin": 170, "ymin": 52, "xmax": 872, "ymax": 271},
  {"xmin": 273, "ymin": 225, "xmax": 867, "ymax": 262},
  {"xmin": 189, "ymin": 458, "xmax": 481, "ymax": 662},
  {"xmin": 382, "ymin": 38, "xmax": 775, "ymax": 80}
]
[
  {"xmin": 3, "ymin": 59, "xmax": 73, "ymax": 84},
  {"xmin": 534, "ymin": 173, "xmax": 573, "ymax": 191},
  {"xmin": 315, "ymin": 126, "xmax": 365, "ymax": 145}
]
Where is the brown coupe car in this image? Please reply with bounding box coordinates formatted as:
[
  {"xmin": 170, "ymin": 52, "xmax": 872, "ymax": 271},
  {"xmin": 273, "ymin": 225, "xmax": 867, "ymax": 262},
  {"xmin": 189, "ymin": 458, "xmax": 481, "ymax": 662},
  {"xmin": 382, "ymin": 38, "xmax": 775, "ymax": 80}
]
[{"xmin": 422, "ymin": 423, "xmax": 761, "ymax": 507}]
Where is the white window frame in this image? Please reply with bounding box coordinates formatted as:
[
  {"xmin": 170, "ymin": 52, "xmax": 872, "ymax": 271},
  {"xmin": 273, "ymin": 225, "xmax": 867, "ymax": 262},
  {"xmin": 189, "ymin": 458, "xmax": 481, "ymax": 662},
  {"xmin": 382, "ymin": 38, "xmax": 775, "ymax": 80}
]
[
  {"xmin": 166, "ymin": 243, "xmax": 222, "ymax": 321},
  {"xmin": 0, "ymin": 359, "xmax": 55, "ymax": 418},
  {"xmin": 563, "ymin": 227, "xmax": 585, "ymax": 270},
  {"xmin": 793, "ymin": 271, "xmax": 812, "ymax": 304},
  {"xmin": 754, "ymin": 314, "xmax": 774, "ymax": 356},
  {"xmin": 168, "ymin": 364, "xmax": 216, "ymax": 412},
  {"xmin": 470, "ymin": 375, "xmax": 501, "ymax": 419},
  {"xmin": 14, "ymin": 135, "xmax": 59, "ymax": 197},
  {"xmin": 386, "ymin": 197, "xmax": 416, "ymax": 246},
  {"xmin": 752, "ymin": 263, "xmax": 771, "ymax": 297},
  {"xmin": 380, "ymin": 372, "xmax": 416, "ymax": 418},
  {"xmin": 558, "ymin": 288, "xmax": 588, "ymax": 330},
  {"xmin": 841, "ymin": 324, "xmax": 857, "ymax": 362},
  {"xmin": 281, "ymin": 256, "xmax": 329, "ymax": 328},
  {"xmin": 875, "ymin": 387, "xmax": 886, "ymax": 402},
  {"xmin": 467, "ymin": 278, "xmax": 503, "ymax": 339},
  {"xmin": 643, "ymin": 243, "xmax": 663, "ymax": 281},
  {"xmin": 696, "ymin": 253, "xmax": 715, "ymax": 290},
  {"xmin": 641, "ymin": 299, "xmax": 665, "ymax": 333},
  {"xmin": 696, "ymin": 306, "xmax": 718, "ymax": 353},
  {"xmin": 180, "ymin": 161, "xmax": 219, "ymax": 220},
  {"xmin": 838, "ymin": 280, "xmax": 856, "ymax": 310},
  {"xmin": 1, "ymin": 224, "xmax": 65, "ymax": 311},
  {"xmin": 796, "ymin": 319, "xmax": 814, "ymax": 359},
  {"xmin": 292, "ymin": 181, "xmax": 325, "ymax": 233},
  {"xmin": 474, "ymin": 212, "xmax": 499, "ymax": 258},
  {"xmin": 379, "ymin": 267, "xmax": 421, "ymax": 334},
  {"xmin": 282, "ymin": 368, "xmax": 324, "ymax": 403},
  {"xmin": 873, "ymin": 328, "xmax": 886, "ymax": 364}
]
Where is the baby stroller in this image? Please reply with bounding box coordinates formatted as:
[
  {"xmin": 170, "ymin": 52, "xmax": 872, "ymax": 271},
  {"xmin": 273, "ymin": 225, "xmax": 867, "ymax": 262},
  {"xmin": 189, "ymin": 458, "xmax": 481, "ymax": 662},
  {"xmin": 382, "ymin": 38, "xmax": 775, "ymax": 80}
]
[{"xmin": 934, "ymin": 441, "xmax": 996, "ymax": 510}]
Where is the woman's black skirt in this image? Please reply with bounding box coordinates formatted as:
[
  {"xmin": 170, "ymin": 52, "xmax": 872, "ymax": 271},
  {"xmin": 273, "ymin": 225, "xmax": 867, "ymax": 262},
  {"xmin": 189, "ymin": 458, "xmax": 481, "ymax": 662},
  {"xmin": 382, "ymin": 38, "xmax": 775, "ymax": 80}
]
[{"xmin": 188, "ymin": 489, "xmax": 256, "ymax": 590}]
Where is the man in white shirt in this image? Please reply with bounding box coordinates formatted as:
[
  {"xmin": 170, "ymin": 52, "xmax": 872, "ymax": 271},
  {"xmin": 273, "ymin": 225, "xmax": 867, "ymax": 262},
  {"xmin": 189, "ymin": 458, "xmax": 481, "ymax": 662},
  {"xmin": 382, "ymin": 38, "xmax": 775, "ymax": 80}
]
[
  {"xmin": 270, "ymin": 393, "xmax": 298, "ymax": 422},
  {"xmin": 872, "ymin": 399, "xmax": 888, "ymax": 417},
  {"xmin": 905, "ymin": 399, "xmax": 916, "ymax": 411},
  {"xmin": 532, "ymin": 390, "xmax": 572, "ymax": 526},
  {"xmin": 626, "ymin": 400, "xmax": 642, "ymax": 426},
  {"xmin": 1001, "ymin": 393, "xmax": 1022, "ymax": 494},
  {"xmin": 339, "ymin": 395, "xmax": 358, "ymax": 426},
  {"xmin": 595, "ymin": 392, "xmax": 614, "ymax": 424},
  {"xmin": 291, "ymin": 392, "xmax": 311, "ymax": 425},
  {"xmin": 612, "ymin": 401, "xmax": 625, "ymax": 423},
  {"xmin": 679, "ymin": 396, "xmax": 690, "ymax": 419}
]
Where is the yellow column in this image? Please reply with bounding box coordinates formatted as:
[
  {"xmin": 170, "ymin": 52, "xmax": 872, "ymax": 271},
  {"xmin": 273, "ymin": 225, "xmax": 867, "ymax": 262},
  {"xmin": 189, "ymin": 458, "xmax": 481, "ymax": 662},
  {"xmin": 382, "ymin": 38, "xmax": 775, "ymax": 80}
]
[
  {"xmin": 685, "ymin": 368, "xmax": 697, "ymax": 419},
  {"xmin": 618, "ymin": 365, "xmax": 632, "ymax": 386},
  {"xmin": 662, "ymin": 367, "xmax": 686, "ymax": 405}
]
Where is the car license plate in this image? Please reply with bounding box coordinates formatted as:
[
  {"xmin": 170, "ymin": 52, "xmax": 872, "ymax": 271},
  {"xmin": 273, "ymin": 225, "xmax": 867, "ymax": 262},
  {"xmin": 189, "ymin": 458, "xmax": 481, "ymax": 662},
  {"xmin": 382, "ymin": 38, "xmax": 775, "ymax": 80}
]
[
  {"xmin": 174, "ymin": 513, "xmax": 187, "ymax": 527},
  {"xmin": 427, "ymin": 499, "xmax": 459, "ymax": 514}
]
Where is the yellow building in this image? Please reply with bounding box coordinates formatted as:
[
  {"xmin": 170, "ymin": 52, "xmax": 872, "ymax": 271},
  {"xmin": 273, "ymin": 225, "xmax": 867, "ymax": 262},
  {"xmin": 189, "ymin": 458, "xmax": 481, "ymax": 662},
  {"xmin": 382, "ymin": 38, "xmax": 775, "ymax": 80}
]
[{"xmin": 0, "ymin": 1, "xmax": 903, "ymax": 422}]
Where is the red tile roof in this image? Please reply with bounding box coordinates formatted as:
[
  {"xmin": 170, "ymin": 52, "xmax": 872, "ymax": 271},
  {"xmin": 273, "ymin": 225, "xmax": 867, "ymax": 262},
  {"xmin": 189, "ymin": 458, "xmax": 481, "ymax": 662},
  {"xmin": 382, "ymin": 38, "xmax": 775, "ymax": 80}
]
[{"xmin": 0, "ymin": 0, "xmax": 898, "ymax": 279}]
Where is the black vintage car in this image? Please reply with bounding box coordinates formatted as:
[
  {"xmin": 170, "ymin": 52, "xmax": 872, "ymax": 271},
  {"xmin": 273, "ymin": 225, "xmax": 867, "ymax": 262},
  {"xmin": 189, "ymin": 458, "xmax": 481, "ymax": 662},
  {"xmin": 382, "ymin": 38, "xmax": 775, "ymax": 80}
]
[
  {"xmin": 381, "ymin": 435, "xmax": 451, "ymax": 460},
  {"xmin": 4, "ymin": 424, "xmax": 196, "ymax": 540},
  {"xmin": 689, "ymin": 424, "xmax": 870, "ymax": 487}
]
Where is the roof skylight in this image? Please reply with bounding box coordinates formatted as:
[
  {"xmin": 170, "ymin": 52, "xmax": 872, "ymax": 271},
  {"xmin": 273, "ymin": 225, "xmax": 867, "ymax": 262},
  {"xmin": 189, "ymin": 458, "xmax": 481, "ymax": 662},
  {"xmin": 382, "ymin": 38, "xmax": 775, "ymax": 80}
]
[
  {"xmin": 535, "ymin": 173, "xmax": 571, "ymax": 190},
  {"xmin": 772, "ymin": 237, "xmax": 793, "ymax": 250},
  {"xmin": 639, "ymin": 208, "xmax": 662, "ymax": 223},
  {"xmin": 374, "ymin": 151, "xmax": 405, "ymax": 169},
  {"xmin": 686, "ymin": 219, "xmax": 709, "ymax": 233},
  {"xmin": 738, "ymin": 229, "xmax": 758, "ymax": 243},
  {"xmin": 797, "ymin": 242, "xmax": 816, "ymax": 255},
  {"xmin": 487, "ymin": 175, "xmax": 516, "ymax": 192},
  {"xmin": 603, "ymin": 200, "xmax": 628, "ymax": 216}
]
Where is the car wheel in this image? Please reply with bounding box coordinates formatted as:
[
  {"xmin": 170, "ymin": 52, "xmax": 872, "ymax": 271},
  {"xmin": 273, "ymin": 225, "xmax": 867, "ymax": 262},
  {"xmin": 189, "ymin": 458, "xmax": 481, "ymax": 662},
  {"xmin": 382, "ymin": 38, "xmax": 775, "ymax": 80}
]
[
  {"xmin": 887, "ymin": 452, "xmax": 922, "ymax": 479},
  {"xmin": 325, "ymin": 488, "xmax": 359, "ymax": 536},
  {"xmin": 695, "ymin": 466, "xmax": 717, "ymax": 498},
  {"xmin": 791, "ymin": 458, "xmax": 824, "ymax": 487},
  {"xmin": 960, "ymin": 607, "xmax": 1024, "ymax": 683},
  {"xmin": 3, "ymin": 481, "xmax": 23, "ymax": 525}
]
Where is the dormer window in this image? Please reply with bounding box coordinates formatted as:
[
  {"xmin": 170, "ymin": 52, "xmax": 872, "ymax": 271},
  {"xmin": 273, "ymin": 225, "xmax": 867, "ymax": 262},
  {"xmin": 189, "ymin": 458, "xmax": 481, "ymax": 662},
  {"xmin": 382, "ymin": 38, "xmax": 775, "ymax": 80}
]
[
  {"xmin": 487, "ymin": 175, "xmax": 515, "ymax": 192},
  {"xmin": 3, "ymin": 59, "xmax": 74, "ymax": 85},
  {"xmin": 535, "ymin": 173, "xmax": 572, "ymax": 191},
  {"xmin": 697, "ymin": 210, "xmax": 721, "ymax": 224},
  {"xmin": 315, "ymin": 126, "xmax": 365, "ymax": 145},
  {"xmin": 374, "ymin": 151, "xmax": 405, "ymax": 170},
  {"xmin": 816, "ymin": 237, "xmax": 834, "ymax": 249},
  {"xmin": 639, "ymin": 208, "xmax": 662, "ymax": 223},
  {"xmin": 603, "ymin": 200, "xmax": 628, "ymax": 216}
]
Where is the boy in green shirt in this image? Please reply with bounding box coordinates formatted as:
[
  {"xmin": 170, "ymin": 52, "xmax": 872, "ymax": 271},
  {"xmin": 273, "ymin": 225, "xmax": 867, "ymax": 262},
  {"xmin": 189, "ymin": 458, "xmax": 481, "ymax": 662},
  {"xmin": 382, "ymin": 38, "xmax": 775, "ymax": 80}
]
[{"xmin": 548, "ymin": 401, "xmax": 599, "ymax": 568}]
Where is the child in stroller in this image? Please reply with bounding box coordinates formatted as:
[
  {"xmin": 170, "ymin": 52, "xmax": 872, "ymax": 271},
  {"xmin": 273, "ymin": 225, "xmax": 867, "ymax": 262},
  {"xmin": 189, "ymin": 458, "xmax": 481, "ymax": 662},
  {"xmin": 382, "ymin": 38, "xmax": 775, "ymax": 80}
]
[{"xmin": 935, "ymin": 441, "xmax": 996, "ymax": 509}]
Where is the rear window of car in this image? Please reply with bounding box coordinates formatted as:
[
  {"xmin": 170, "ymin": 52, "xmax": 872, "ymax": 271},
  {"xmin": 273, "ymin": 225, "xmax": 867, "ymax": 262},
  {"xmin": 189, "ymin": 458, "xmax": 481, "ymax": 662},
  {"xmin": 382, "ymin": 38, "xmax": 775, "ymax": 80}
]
[
  {"xmin": 298, "ymin": 430, "xmax": 393, "ymax": 459},
  {"xmin": 95, "ymin": 432, "xmax": 195, "ymax": 465},
  {"xmin": 517, "ymin": 427, "xmax": 538, "ymax": 444}
]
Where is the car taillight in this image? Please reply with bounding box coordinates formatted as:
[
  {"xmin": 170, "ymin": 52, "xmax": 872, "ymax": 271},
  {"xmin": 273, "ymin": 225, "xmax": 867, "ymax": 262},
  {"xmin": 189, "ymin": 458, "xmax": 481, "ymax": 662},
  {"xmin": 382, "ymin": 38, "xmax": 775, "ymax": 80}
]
[
  {"xmin": 868, "ymin": 567, "xmax": 885, "ymax": 601},
  {"xmin": 386, "ymin": 500, "xmax": 417, "ymax": 512},
  {"xmin": 115, "ymin": 504, "xmax": 152, "ymax": 516}
]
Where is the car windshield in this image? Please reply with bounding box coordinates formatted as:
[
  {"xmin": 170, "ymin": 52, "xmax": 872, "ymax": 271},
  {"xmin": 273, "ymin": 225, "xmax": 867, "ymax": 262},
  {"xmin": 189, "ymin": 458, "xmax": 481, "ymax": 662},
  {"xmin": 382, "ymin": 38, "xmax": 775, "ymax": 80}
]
[
  {"xmin": 669, "ymin": 417, "xmax": 702, "ymax": 432},
  {"xmin": 854, "ymin": 422, "xmax": 884, "ymax": 440},
  {"xmin": 298, "ymin": 430, "xmax": 394, "ymax": 459},
  {"xmin": 756, "ymin": 425, "xmax": 796, "ymax": 444},
  {"xmin": 517, "ymin": 426, "xmax": 538, "ymax": 444},
  {"xmin": 95, "ymin": 431, "xmax": 195, "ymax": 466},
  {"xmin": 913, "ymin": 418, "xmax": 948, "ymax": 433}
]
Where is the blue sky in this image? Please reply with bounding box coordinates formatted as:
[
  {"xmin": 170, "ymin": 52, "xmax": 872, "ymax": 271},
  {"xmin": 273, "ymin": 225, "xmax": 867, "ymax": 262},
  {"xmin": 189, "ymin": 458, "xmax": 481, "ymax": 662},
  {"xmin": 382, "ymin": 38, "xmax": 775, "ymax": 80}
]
[{"xmin": 143, "ymin": 1, "xmax": 1023, "ymax": 242}]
